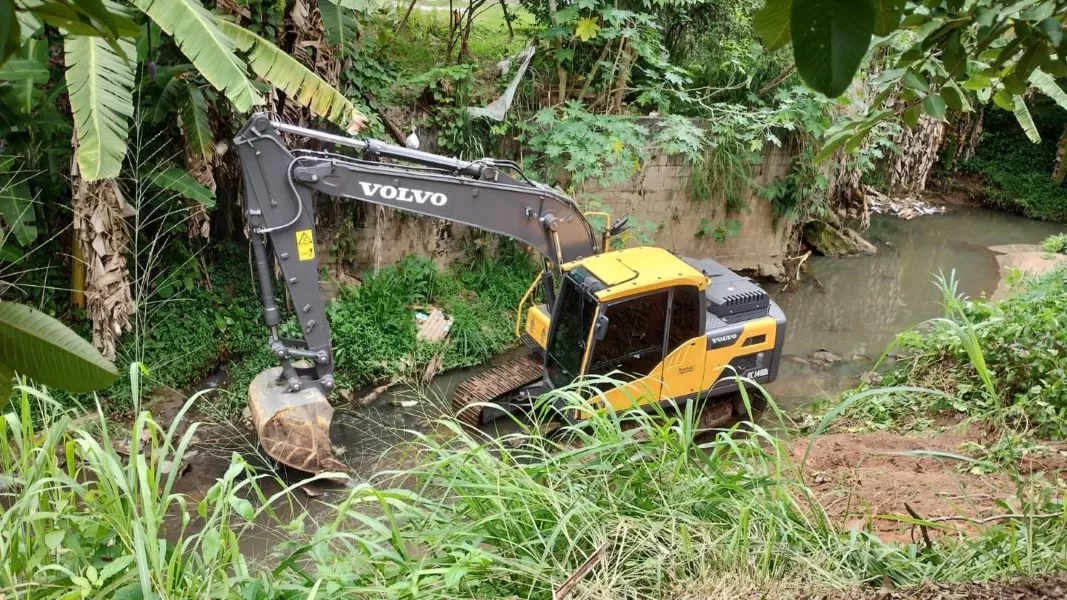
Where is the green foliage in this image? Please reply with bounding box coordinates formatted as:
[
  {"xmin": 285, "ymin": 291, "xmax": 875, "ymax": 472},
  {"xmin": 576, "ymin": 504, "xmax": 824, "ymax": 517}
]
[
  {"xmin": 10, "ymin": 377, "xmax": 1067, "ymax": 598},
  {"xmin": 0, "ymin": 302, "xmax": 118, "ymax": 398},
  {"xmin": 64, "ymin": 17, "xmax": 137, "ymax": 180},
  {"xmin": 7, "ymin": 0, "xmax": 365, "ymax": 183},
  {"xmin": 325, "ymin": 246, "xmax": 538, "ymax": 390},
  {"xmin": 782, "ymin": 0, "xmax": 1067, "ymax": 159},
  {"xmin": 652, "ymin": 115, "xmax": 707, "ymax": 162},
  {"xmin": 964, "ymin": 107, "xmax": 1067, "ymax": 222},
  {"xmin": 859, "ymin": 267, "xmax": 1067, "ymax": 440},
  {"xmin": 1041, "ymin": 233, "xmax": 1067, "ymax": 254},
  {"xmin": 148, "ymin": 166, "xmax": 215, "ymax": 207},
  {"xmin": 0, "ymin": 379, "xmax": 340, "ymax": 598},
  {"xmin": 789, "ymin": 0, "xmax": 874, "ymax": 98},
  {"xmin": 0, "ymin": 159, "xmax": 36, "ymax": 254},
  {"xmin": 524, "ymin": 102, "xmax": 649, "ymax": 187},
  {"xmin": 757, "ymin": 0, "xmax": 1067, "ymax": 111},
  {"xmin": 695, "ymin": 217, "xmax": 742, "ymax": 243},
  {"xmin": 0, "ymin": 0, "xmax": 139, "ymax": 64}
]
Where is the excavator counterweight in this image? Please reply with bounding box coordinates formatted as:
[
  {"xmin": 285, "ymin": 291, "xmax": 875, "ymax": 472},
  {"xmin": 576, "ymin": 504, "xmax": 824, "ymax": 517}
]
[{"xmin": 236, "ymin": 114, "xmax": 785, "ymax": 474}]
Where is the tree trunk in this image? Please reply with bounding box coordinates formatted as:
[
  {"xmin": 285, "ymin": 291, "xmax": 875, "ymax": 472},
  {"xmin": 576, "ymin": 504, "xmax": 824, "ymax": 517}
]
[
  {"xmin": 1053, "ymin": 126, "xmax": 1067, "ymax": 184},
  {"xmin": 887, "ymin": 104, "xmax": 946, "ymax": 197},
  {"xmin": 70, "ymin": 235, "xmax": 86, "ymax": 309},
  {"xmin": 71, "ymin": 161, "xmax": 135, "ymax": 360}
]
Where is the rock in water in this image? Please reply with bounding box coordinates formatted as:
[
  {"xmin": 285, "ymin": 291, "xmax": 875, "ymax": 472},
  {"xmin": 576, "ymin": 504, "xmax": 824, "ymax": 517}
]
[
  {"xmin": 803, "ymin": 220, "xmax": 877, "ymax": 257},
  {"xmin": 811, "ymin": 350, "xmax": 842, "ymax": 365}
]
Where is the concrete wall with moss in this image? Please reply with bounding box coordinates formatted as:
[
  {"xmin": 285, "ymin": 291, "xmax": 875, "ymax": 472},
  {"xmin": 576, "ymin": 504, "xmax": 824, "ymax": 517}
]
[
  {"xmin": 319, "ymin": 143, "xmax": 796, "ymax": 276},
  {"xmin": 577, "ymin": 143, "xmax": 796, "ymax": 277}
]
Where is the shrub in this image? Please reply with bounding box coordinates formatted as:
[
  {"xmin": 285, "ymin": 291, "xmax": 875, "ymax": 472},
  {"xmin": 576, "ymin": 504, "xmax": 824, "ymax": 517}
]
[
  {"xmin": 1041, "ymin": 233, "xmax": 1067, "ymax": 254},
  {"xmin": 869, "ymin": 268, "xmax": 1067, "ymax": 438}
]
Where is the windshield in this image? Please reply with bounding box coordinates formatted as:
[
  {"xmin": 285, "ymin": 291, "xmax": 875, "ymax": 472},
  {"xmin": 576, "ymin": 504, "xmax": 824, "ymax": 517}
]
[{"xmin": 546, "ymin": 273, "xmax": 598, "ymax": 388}]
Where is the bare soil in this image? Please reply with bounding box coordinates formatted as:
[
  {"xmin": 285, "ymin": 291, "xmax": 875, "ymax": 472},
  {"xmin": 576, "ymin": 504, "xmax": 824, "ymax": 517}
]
[
  {"xmin": 791, "ymin": 427, "xmax": 1067, "ymax": 543},
  {"xmin": 674, "ymin": 574, "xmax": 1067, "ymax": 599},
  {"xmin": 826, "ymin": 574, "xmax": 1067, "ymax": 600},
  {"xmin": 926, "ymin": 173, "xmax": 988, "ymax": 207}
]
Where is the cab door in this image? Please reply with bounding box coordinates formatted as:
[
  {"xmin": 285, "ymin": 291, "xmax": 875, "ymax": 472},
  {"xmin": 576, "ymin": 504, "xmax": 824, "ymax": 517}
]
[
  {"xmin": 585, "ymin": 290, "xmax": 668, "ymax": 410},
  {"xmin": 658, "ymin": 285, "xmax": 706, "ymax": 399}
]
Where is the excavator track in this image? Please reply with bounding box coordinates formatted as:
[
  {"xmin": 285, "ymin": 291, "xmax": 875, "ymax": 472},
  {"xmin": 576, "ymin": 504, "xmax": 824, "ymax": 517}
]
[{"xmin": 451, "ymin": 354, "xmax": 544, "ymax": 429}]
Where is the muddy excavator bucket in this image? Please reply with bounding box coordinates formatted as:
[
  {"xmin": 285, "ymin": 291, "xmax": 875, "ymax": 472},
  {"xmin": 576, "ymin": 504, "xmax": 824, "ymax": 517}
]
[{"xmin": 248, "ymin": 367, "xmax": 348, "ymax": 476}]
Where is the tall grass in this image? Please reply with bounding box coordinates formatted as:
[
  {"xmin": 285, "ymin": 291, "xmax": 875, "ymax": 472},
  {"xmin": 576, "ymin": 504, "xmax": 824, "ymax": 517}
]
[
  {"xmin": 4, "ymin": 371, "xmax": 1067, "ymax": 599},
  {"xmin": 0, "ymin": 366, "xmax": 332, "ymax": 599}
]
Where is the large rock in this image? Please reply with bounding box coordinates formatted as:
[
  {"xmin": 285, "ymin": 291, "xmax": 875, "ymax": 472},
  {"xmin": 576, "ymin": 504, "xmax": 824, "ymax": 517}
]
[{"xmin": 803, "ymin": 220, "xmax": 878, "ymax": 257}]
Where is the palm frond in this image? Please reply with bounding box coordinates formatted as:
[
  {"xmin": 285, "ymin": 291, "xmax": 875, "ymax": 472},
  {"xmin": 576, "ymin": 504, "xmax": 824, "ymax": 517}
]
[
  {"xmin": 319, "ymin": 0, "xmax": 357, "ymax": 52},
  {"xmin": 16, "ymin": 11, "xmax": 43, "ymax": 42},
  {"xmin": 1012, "ymin": 94, "xmax": 1040, "ymax": 144},
  {"xmin": 180, "ymin": 82, "xmax": 214, "ymax": 160},
  {"xmin": 217, "ymin": 18, "xmax": 365, "ymax": 127},
  {"xmin": 149, "ymin": 167, "xmax": 216, "ymax": 208},
  {"xmin": 132, "ymin": 0, "xmax": 262, "ymax": 112},
  {"xmin": 1029, "ymin": 69, "xmax": 1067, "ymax": 112},
  {"xmin": 64, "ymin": 32, "xmax": 136, "ymax": 181}
]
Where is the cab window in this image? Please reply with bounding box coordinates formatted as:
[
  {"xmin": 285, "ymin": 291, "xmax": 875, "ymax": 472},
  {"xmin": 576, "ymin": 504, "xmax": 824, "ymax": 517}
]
[
  {"xmin": 588, "ymin": 291, "xmax": 668, "ymax": 377},
  {"xmin": 667, "ymin": 285, "xmax": 702, "ymax": 354}
]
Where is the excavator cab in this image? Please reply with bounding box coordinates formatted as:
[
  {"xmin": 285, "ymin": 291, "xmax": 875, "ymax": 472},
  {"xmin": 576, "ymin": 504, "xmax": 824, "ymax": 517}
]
[{"xmin": 455, "ymin": 246, "xmax": 786, "ymax": 427}]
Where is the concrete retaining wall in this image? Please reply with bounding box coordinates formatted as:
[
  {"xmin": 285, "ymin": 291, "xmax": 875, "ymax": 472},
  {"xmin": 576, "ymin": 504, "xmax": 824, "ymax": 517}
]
[{"xmin": 320, "ymin": 141, "xmax": 797, "ymax": 276}]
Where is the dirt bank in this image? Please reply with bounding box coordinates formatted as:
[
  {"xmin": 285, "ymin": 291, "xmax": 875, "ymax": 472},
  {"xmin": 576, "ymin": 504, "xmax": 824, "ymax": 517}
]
[
  {"xmin": 674, "ymin": 573, "xmax": 1067, "ymax": 599},
  {"xmin": 792, "ymin": 426, "xmax": 1067, "ymax": 542},
  {"xmin": 834, "ymin": 574, "xmax": 1067, "ymax": 600}
]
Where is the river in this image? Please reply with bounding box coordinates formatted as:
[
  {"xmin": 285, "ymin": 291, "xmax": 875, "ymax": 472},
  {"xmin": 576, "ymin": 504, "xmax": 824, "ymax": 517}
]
[{"xmin": 766, "ymin": 207, "xmax": 1062, "ymax": 410}]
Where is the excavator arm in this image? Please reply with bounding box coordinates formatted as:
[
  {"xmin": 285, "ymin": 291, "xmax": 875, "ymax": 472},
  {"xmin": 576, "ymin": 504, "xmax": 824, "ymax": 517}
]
[{"xmin": 235, "ymin": 112, "xmax": 603, "ymax": 397}]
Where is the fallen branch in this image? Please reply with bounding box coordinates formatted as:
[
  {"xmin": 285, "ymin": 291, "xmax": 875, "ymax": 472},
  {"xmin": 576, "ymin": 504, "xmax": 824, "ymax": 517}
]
[
  {"xmin": 357, "ymin": 381, "xmax": 397, "ymax": 406},
  {"xmin": 553, "ymin": 542, "xmax": 608, "ymax": 600},
  {"xmin": 904, "ymin": 502, "xmax": 933, "ymax": 551},
  {"xmin": 927, "ymin": 512, "xmax": 1064, "ymax": 525}
]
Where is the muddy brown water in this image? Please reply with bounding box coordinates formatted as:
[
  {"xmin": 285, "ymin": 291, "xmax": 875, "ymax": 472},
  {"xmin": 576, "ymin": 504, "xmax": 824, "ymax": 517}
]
[
  {"xmin": 170, "ymin": 206, "xmax": 1062, "ymax": 555},
  {"xmin": 766, "ymin": 207, "xmax": 1062, "ymax": 409}
]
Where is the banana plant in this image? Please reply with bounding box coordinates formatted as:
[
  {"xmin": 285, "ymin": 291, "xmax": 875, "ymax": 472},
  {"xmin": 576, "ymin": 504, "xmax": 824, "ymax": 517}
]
[
  {"xmin": 0, "ymin": 302, "xmax": 119, "ymax": 400},
  {"xmin": 10, "ymin": 0, "xmax": 366, "ymax": 183}
]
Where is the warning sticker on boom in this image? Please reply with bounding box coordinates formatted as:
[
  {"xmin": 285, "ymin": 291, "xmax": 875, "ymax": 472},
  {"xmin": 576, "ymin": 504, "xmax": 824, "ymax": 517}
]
[{"xmin": 296, "ymin": 229, "xmax": 315, "ymax": 261}]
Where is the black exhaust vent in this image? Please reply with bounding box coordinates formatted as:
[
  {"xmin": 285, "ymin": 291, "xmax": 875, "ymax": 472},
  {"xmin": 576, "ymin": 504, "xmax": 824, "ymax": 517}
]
[
  {"xmin": 681, "ymin": 256, "xmax": 772, "ymax": 323},
  {"xmin": 707, "ymin": 279, "xmax": 769, "ymax": 320}
]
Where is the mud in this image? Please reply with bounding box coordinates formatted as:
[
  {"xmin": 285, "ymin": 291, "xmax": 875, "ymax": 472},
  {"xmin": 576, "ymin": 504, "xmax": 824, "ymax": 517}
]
[
  {"xmin": 826, "ymin": 574, "xmax": 1067, "ymax": 600},
  {"xmin": 793, "ymin": 427, "xmax": 1067, "ymax": 542}
]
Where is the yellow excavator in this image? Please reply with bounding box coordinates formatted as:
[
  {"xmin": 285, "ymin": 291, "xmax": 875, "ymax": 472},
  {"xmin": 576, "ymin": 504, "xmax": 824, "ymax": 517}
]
[{"xmin": 236, "ymin": 113, "xmax": 786, "ymax": 474}]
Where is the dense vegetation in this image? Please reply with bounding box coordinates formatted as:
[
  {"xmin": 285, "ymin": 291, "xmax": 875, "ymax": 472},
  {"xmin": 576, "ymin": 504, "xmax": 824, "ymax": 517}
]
[
  {"xmin": 9, "ymin": 342, "xmax": 1067, "ymax": 598},
  {"xmin": 840, "ymin": 267, "xmax": 1067, "ymax": 467},
  {"xmin": 961, "ymin": 106, "xmax": 1067, "ymax": 221},
  {"xmin": 3, "ymin": 1, "xmax": 1067, "ymax": 598}
]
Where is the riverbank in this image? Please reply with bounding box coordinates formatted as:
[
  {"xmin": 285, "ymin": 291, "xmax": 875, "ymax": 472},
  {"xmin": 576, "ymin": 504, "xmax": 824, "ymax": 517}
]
[{"xmin": 7, "ymin": 259, "xmax": 1067, "ymax": 598}]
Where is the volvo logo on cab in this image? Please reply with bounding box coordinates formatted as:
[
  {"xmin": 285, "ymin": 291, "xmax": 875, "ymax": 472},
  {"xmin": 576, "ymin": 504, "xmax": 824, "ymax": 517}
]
[{"xmin": 358, "ymin": 182, "xmax": 448, "ymax": 206}]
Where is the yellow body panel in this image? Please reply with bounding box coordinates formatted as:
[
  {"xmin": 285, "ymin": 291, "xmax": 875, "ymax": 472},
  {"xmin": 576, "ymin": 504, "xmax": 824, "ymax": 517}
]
[
  {"xmin": 525, "ymin": 246, "xmax": 781, "ymax": 416},
  {"xmin": 564, "ymin": 246, "xmax": 707, "ymax": 302},
  {"xmin": 593, "ymin": 317, "xmax": 779, "ymax": 411},
  {"xmin": 658, "ymin": 337, "xmax": 707, "ymax": 399},
  {"xmin": 598, "ymin": 374, "xmax": 662, "ymax": 411},
  {"xmin": 524, "ymin": 304, "xmax": 551, "ymax": 349},
  {"xmin": 699, "ymin": 316, "xmax": 778, "ymax": 389}
]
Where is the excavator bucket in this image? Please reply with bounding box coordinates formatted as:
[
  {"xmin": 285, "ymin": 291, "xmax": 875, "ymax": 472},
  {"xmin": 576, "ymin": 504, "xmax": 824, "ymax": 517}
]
[{"xmin": 248, "ymin": 367, "xmax": 348, "ymax": 476}]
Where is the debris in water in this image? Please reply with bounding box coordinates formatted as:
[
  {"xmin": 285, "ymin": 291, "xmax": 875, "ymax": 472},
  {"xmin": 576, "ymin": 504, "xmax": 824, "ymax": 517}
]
[
  {"xmin": 392, "ymin": 399, "xmax": 418, "ymax": 408},
  {"xmin": 811, "ymin": 350, "xmax": 842, "ymax": 366},
  {"xmin": 866, "ymin": 186, "xmax": 946, "ymax": 220}
]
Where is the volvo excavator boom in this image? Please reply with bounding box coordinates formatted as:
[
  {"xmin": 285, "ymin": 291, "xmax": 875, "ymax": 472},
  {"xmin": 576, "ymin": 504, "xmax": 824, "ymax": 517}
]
[{"xmin": 236, "ymin": 113, "xmax": 614, "ymax": 472}]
